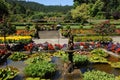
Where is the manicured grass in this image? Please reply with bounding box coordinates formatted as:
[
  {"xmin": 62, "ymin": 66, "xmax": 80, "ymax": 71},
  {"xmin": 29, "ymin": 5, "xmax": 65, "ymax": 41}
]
[
  {"xmin": 74, "ymin": 36, "xmax": 112, "ymax": 42},
  {"xmin": 63, "ymin": 25, "xmax": 93, "ymax": 29},
  {"xmin": 16, "ymin": 25, "xmax": 35, "ymax": 30},
  {"xmin": 83, "ymin": 25, "xmax": 93, "ymax": 29},
  {"xmin": 116, "ymin": 25, "xmax": 120, "ymax": 28}
]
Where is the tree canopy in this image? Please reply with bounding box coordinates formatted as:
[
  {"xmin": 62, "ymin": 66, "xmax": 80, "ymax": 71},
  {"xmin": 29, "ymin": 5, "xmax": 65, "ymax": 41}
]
[
  {"xmin": 0, "ymin": 0, "xmax": 9, "ymax": 20},
  {"xmin": 71, "ymin": 3, "xmax": 89, "ymax": 23},
  {"xmin": 73, "ymin": 0, "xmax": 120, "ymax": 19}
]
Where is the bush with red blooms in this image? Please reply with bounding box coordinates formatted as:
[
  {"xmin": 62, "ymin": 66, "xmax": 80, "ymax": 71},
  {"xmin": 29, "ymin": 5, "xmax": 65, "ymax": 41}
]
[
  {"xmin": 54, "ymin": 44, "xmax": 63, "ymax": 50},
  {"xmin": 24, "ymin": 43, "xmax": 34, "ymax": 51},
  {"xmin": 94, "ymin": 20, "xmax": 115, "ymax": 36},
  {"xmin": 0, "ymin": 44, "xmax": 7, "ymax": 56},
  {"xmin": 48, "ymin": 43, "xmax": 54, "ymax": 50}
]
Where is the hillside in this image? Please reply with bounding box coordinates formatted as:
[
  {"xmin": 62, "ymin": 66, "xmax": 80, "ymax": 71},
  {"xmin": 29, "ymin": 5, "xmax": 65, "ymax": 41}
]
[{"xmin": 6, "ymin": 0, "xmax": 72, "ymax": 13}]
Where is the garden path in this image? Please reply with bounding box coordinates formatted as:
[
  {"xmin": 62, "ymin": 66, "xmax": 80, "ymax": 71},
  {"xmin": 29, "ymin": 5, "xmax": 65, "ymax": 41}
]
[
  {"xmin": 102, "ymin": 48, "xmax": 120, "ymax": 58},
  {"xmin": 111, "ymin": 36, "xmax": 120, "ymax": 43}
]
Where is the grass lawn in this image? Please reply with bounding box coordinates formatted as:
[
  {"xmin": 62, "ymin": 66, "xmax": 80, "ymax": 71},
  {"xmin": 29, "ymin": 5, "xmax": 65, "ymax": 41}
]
[
  {"xmin": 116, "ymin": 25, "xmax": 120, "ymax": 29},
  {"xmin": 63, "ymin": 25, "xmax": 93, "ymax": 29},
  {"xmin": 16, "ymin": 25, "xmax": 35, "ymax": 30}
]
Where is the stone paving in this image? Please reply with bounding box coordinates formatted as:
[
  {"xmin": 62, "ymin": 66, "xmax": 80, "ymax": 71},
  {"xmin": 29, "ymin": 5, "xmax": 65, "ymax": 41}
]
[
  {"xmin": 33, "ymin": 38, "xmax": 68, "ymax": 45},
  {"xmin": 33, "ymin": 30, "xmax": 69, "ymax": 45},
  {"xmin": 111, "ymin": 36, "xmax": 120, "ymax": 43}
]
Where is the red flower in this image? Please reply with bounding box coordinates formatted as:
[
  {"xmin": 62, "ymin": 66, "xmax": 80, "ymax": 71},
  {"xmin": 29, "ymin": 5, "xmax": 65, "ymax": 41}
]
[{"xmin": 48, "ymin": 44, "xmax": 54, "ymax": 50}]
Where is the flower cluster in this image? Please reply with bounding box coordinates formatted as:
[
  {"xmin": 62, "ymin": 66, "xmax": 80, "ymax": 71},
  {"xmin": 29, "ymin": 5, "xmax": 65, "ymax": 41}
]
[{"xmin": 0, "ymin": 36, "xmax": 32, "ymax": 43}]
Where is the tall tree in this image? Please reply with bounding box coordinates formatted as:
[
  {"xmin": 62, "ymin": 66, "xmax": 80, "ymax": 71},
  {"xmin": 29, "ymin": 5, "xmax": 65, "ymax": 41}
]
[
  {"xmin": 90, "ymin": 0, "xmax": 104, "ymax": 17},
  {"xmin": 71, "ymin": 3, "xmax": 89, "ymax": 23},
  {"xmin": 0, "ymin": 0, "xmax": 9, "ymax": 21}
]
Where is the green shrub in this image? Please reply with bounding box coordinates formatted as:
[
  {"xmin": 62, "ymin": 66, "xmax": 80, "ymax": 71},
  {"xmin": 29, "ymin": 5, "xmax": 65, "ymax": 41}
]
[
  {"xmin": 24, "ymin": 61, "xmax": 56, "ymax": 78},
  {"xmin": 73, "ymin": 54, "xmax": 88, "ymax": 65},
  {"xmin": 90, "ymin": 48, "xmax": 108, "ymax": 57},
  {"xmin": 9, "ymin": 52, "xmax": 28, "ymax": 61},
  {"xmin": 88, "ymin": 54, "xmax": 108, "ymax": 63},
  {"xmin": 74, "ymin": 36, "xmax": 112, "ymax": 42},
  {"xmin": 0, "ymin": 67, "xmax": 18, "ymax": 80},
  {"xmin": 83, "ymin": 70, "xmax": 115, "ymax": 80},
  {"xmin": 25, "ymin": 53, "xmax": 51, "ymax": 64}
]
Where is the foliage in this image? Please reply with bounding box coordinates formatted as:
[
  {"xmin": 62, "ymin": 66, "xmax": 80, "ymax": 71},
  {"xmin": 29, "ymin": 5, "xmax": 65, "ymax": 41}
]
[
  {"xmin": 0, "ymin": 0, "xmax": 9, "ymax": 18},
  {"xmin": 94, "ymin": 21, "xmax": 116, "ymax": 36},
  {"xmin": 26, "ymin": 77, "xmax": 50, "ymax": 80},
  {"xmin": 71, "ymin": 3, "xmax": 89, "ymax": 23},
  {"xmin": 90, "ymin": 0, "xmax": 104, "ymax": 17},
  {"xmin": 73, "ymin": 0, "xmax": 96, "ymax": 7},
  {"xmin": 25, "ymin": 53, "xmax": 51, "ymax": 64},
  {"xmin": 0, "ymin": 66, "xmax": 18, "ymax": 80},
  {"xmin": 64, "ymin": 11, "xmax": 73, "ymax": 22},
  {"xmin": 73, "ymin": 0, "xmax": 120, "ymax": 19},
  {"xmin": 53, "ymin": 51, "xmax": 66, "ymax": 57},
  {"xmin": 24, "ymin": 61, "xmax": 56, "ymax": 78},
  {"xmin": 116, "ymin": 76, "xmax": 120, "ymax": 80},
  {"xmin": 31, "ymin": 12, "xmax": 44, "ymax": 20},
  {"xmin": 83, "ymin": 70, "xmax": 115, "ymax": 80},
  {"xmin": 8, "ymin": 14, "xmax": 24, "ymax": 22},
  {"xmin": 88, "ymin": 54, "xmax": 108, "ymax": 63},
  {"xmin": 109, "ymin": 62, "xmax": 120, "ymax": 69},
  {"xmin": 73, "ymin": 54, "xmax": 88, "ymax": 65},
  {"xmin": 54, "ymin": 51, "xmax": 88, "ymax": 64},
  {"xmin": 74, "ymin": 36, "xmax": 112, "ymax": 42},
  {"xmin": 90, "ymin": 48, "xmax": 108, "ymax": 57},
  {"xmin": 0, "ymin": 18, "xmax": 16, "ymax": 39},
  {"xmin": 0, "ymin": 36, "xmax": 32, "ymax": 43},
  {"xmin": 9, "ymin": 52, "xmax": 28, "ymax": 61},
  {"xmin": 6, "ymin": 0, "xmax": 72, "ymax": 14},
  {"xmin": 89, "ymin": 46, "xmax": 109, "ymax": 63},
  {"xmin": 53, "ymin": 51, "xmax": 69, "ymax": 62}
]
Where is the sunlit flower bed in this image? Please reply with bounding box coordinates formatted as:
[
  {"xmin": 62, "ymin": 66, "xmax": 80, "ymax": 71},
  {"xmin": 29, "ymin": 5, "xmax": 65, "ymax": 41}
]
[{"xmin": 0, "ymin": 36, "xmax": 32, "ymax": 43}]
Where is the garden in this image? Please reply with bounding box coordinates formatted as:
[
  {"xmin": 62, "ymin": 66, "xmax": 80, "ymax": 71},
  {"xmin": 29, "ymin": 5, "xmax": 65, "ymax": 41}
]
[
  {"xmin": 1, "ymin": 47, "xmax": 120, "ymax": 80},
  {"xmin": 1, "ymin": 19, "xmax": 120, "ymax": 80},
  {"xmin": 0, "ymin": 20, "xmax": 120, "ymax": 80},
  {"xmin": 2, "ymin": 0, "xmax": 120, "ymax": 80}
]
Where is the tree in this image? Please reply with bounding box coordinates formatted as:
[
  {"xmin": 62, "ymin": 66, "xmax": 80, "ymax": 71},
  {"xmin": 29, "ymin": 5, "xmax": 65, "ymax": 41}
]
[
  {"xmin": 31, "ymin": 12, "xmax": 45, "ymax": 20},
  {"xmin": 0, "ymin": 0, "xmax": 9, "ymax": 21},
  {"xmin": 73, "ymin": 0, "xmax": 96, "ymax": 8},
  {"xmin": 71, "ymin": 3, "xmax": 89, "ymax": 23},
  {"xmin": 94, "ymin": 20, "xmax": 115, "ymax": 37},
  {"xmin": 0, "ymin": 18, "xmax": 16, "ymax": 36},
  {"xmin": 90, "ymin": 0, "xmax": 104, "ymax": 17},
  {"xmin": 34, "ymin": 24, "xmax": 40, "ymax": 39},
  {"xmin": 64, "ymin": 12, "xmax": 73, "ymax": 23}
]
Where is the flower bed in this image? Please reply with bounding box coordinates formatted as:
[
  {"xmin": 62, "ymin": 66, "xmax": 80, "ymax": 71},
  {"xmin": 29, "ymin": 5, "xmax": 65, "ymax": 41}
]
[
  {"xmin": 0, "ymin": 66, "xmax": 19, "ymax": 80},
  {"xmin": 61, "ymin": 29, "xmax": 120, "ymax": 37},
  {"xmin": 16, "ymin": 30, "xmax": 35, "ymax": 36},
  {"xmin": 24, "ymin": 61, "xmax": 56, "ymax": 79},
  {"xmin": 0, "ymin": 49, "xmax": 120, "ymax": 79},
  {"xmin": 83, "ymin": 70, "xmax": 115, "ymax": 80},
  {"xmin": 9, "ymin": 52, "xmax": 28, "ymax": 61},
  {"xmin": 0, "ymin": 36, "xmax": 32, "ymax": 43},
  {"xmin": 74, "ymin": 36, "xmax": 112, "ymax": 42}
]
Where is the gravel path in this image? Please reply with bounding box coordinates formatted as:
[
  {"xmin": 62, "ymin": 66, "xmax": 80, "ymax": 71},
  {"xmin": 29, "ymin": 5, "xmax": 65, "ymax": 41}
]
[
  {"xmin": 111, "ymin": 36, "xmax": 120, "ymax": 43},
  {"xmin": 33, "ymin": 39, "xmax": 68, "ymax": 45},
  {"xmin": 32, "ymin": 36, "xmax": 120, "ymax": 45}
]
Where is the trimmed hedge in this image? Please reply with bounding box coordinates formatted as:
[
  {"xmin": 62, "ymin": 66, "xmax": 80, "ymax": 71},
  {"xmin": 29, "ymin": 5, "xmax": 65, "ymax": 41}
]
[{"xmin": 74, "ymin": 36, "xmax": 112, "ymax": 42}]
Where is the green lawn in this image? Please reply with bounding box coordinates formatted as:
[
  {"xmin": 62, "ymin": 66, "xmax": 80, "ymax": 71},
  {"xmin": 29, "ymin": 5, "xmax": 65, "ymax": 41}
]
[
  {"xmin": 16, "ymin": 25, "xmax": 35, "ymax": 30},
  {"xmin": 116, "ymin": 25, "xmax": 120, "ymax": 28},
  {"xmin": 63, "ymin": 25, "xmax": 93, "ymax": 29}
]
